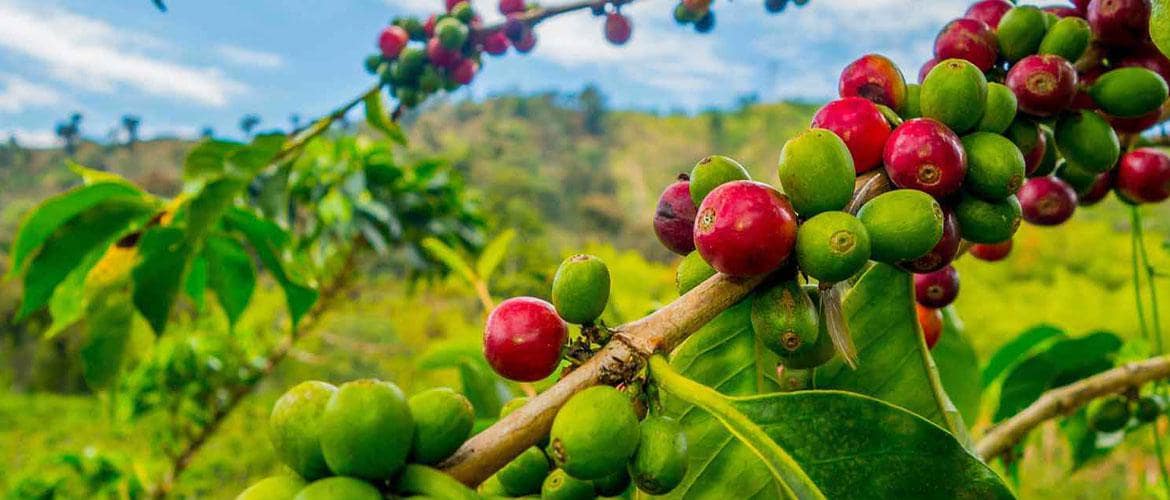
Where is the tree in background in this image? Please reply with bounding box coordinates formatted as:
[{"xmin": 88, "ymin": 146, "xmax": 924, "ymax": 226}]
[
  {"xmin": 121, "ymin": 115, "xmax": 141, "ymax": 149},
  {"xmin": 54, "ymin": 113, "xmax": 82, "ymax": 156},
  {"xmin": 239, "ymin": 114, "xmax": 261, "ymax": 137}
]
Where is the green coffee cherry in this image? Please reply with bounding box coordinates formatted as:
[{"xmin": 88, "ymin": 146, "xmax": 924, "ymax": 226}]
[
  {"xmin": 269, "ymin": 381, "xmax": 337, "ymax": 480},
  {"xmin": 777, "ymin": 128, "xmax": 856, "ymax": 217},
  {"xmin": 676, "ymin": 251, "xmax": 717, "ymax": 295},
  {"xmin": 1005, "ymin": 118, "xmax": 1040, "ymax": 159},
  {"xmin": 1039, "ymin": 17, "xmax": 1091, "ymax": 62},
  {"xmin": 954, "ymin": 193, "xmax": 1022, "ymax": 244},
  {"xmin": 689, "ymin": 155, "xmax": 750, "ymax": 206},
  {"xmin": 1090, "ymin": 397, "xmax": 1131, "ymax": 433},
  {"xmin": 997, "ymin": 6, "xmax": 1048, "ymax": 62},
  {"xmin": 237, "ymin": 475, "xmax": 305, "ymax": 500},
  {"xmin": 1089, "ymin": 68, "xmax": 1170, "ymax": 118},
  {"xmin": 921, "ymin": 58, "xmax": 988, "ymax": 134},
  {"xmin": 497, "ymin": 447, "xmax": 551, "ymax": 496},
  {"xmin": 1055, "ymin": 110, "xmax": 1120, "ymax": 174},
  {"xmin": 1055, "ymin": 160, "xmax": 1099, "ymax": 192},
  {"xmin": 856, "ymin": 190, "xmax": 944, "ymax": 263},
  {"xmin": 293, "ymin": 477, "xmax": 382, "ymax": 500},
  {"xmin": 795, "ymin": 211, "xmax": 871, "ymax": 283},
  {"xmin": 1135, "ymin": 397, "xmax": 1163, "ymax": 424},
  {"xmin": 397, "ymin": 47, "xmax": 427, "ymax": 80},
  {"xmin": 903, "ymin": 84, "xmax": 922, "ymax": 119},
  {"xmin": 500, "ymin": 396, "xmax": 529, "ymax": 418},
  {"xmin": 628, "ymin": 416, "xmax": 689, "ymax": 495},
  {"xmin": 320, "ymin": 379, "xmax": 414, "ymax": 480},
  {"xmin": 752, "ymin": 281, "xmax": 820, "ymax": 359},
  {"xmin": 397, "ymin": 464, "xmax": 480, "ymax": 500},
  {"xmin": 451, "ymin": 2, "xmax": 475, "ymax": 23},
  {"xmin": 1032, "ymin": 125, "xmax": 1058, "ymax": 177},
  {"xmin": 961, "ymin": 132, "xmax": 1026, "ymax": 201},
  {"xmin": 592, "ymin": 470, "xmax": 631, "ymax": 496},
  {"xmin": 549, "ymin": 386, "xmax": 639, "ymax": 480},
  {"xmin": 408, "ymin": 387, "xmax": 475, "ymax": 464},
  {"xmin": 784, "ymin": 286, "xmax": 838, "ymax": 369},
  {"xmin": 542, "ymin": 469, "xmax": 597, "ymax": 500},
  {"xmin": 479, "ymin": 475, "xmax": 508, "ymax": 496},
  {"xmin": 551, "ymin": 254, "xmax": 611, "ymax": 325},
  {"xmin": 436, "ymin": 17, "xmax": 469, "ymax": 50},
  {"xmin": 977, "ymin": 83, "xmax": 1018, "ymax": 134}
]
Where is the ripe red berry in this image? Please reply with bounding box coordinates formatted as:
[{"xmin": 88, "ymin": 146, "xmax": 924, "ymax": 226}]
[
  {"xmin": 1073, "ymin": 0, "xmax": 1091, "ymax": 13},
  {"xmin": 482, "ymin": 30, "xmax": 509, "ymax": 55},
  {"xmin": 1043, "ymin": 5, "xmax": 1081, "ymax": 17},
  {"xmin": 1078, "ymin": 171, "xmax": 1113, "ymax": 206},
  {"xmin": 426, "ymin": 37, "xmax": 461, "ymax": 68},
  {"xmin": 447, "ymin": 0, "xmax": 465, "ymax": 11},
  {"xmin": 684, "ymin": 0, "xmax": 713, "ymax": 14},
  {"xmin": 915, "ymin": 265, "xmax": 960, "ymax": 309},
  {"xmin": 504, "ymin": 14, "xmax": 528, "ymax": 42},
  {"xmin": 693, "ymin": 181, "xmax": 798, "ymax": 277},
  {"xmin": 654, "ymin": 174, "xmax": 698, "ymax": 255},
  {"xmin": 1005, "ymin": 55, "xmax": 1078, "ymax": 117},
  {"xmin": 604, "ymin": 13, "xmax": 632, "ymax": 45},
  {"xmin": 1116, "ymin": 148, "xmax": 1170, "ymax": 203},
  {"xmin": 918, "ymin": 58, "xmax": 940, "ymax": 84},
  {"xmin": 378, "ymin": 26, "xmax": 410, "ymax": 59},
  {"xmin": 839, "ymin": 54, "xmax": 908, "ymax": 111},
  {"xmin": 1087, "ymin": 0, "xmax": 1151, "ymax": 48},
  {"xmin": 883, "ymin": 118, "xmax": 967, "ymax": 198},
  {"xmin": 1018, "ymin": 176, "xmax": 1078, "ymax": 225},
  {"xmin": 452, "ymin": 58, "xmax": 478, "ymax": 85},
  {"xmin": 514, "ymin": 29, "xmax": 537, "ymax": 53},
  {"xmin": 810, "ymin": 97, "xmax": 891, "ymax": 174},
  {"xmin": 484, "ymin": 297, "xmax": 567, "ymax": 382},
  {"xmin": 916, "ymin": 304, "xmax": 943, "ymax": 350},
  {"xmin": 964, "ymin": 0, "xmax": 1013, "ymax": 28},
  {"xmin": 1023, "ymin": 128, "xmax": 1048, "ymax": 175},
  {"xmin": 934, "ymin": 18, "xmax": 998, "ymax": 72},
  {"xmin": 900, "ymin": 208, "xmax": 960, "ymax": 273},
  {"xmin": 424, "ymin": 14, "xmax": 438, "ymax": 37},
  {"xmin": 970, "ymin": 240, "xmax": 1013, "ymax": 261},
  {"xmin": 500, "ymin": 0, "xmax": 526, "ymax": 14},
  {"xmin": 1108, "ymin": 109, "xmax": 1162, "ymax": 134}
]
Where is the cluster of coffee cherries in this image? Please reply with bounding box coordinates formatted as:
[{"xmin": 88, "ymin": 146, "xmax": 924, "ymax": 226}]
[
  {"xmin": 480, "ymin": 256, "xmax": 690, "ymax": 497},
  {"xmin": 672, "ymin": 0, "xmax": 810, "ymax": 33},
  {"xmin": 237, "ymin": 380, "xmax": 476, "ymax": 499},
  {"xmin": 652, "ymin": 0, "xmax": 1170, "ymax": 362},
  {"xmin": 1088, "ymin": 392, "xmax": 1165, "ymax": 434},
  {"xmin": 480, "ymin": 386, "xmax": 689, "ymax": 498},
  {"xmin": 367, "ymin": 0, "xmax": 635, "ymax": 108}
]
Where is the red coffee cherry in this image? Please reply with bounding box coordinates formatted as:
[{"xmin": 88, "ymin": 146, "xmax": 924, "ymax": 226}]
[
  {"xmin": 654, "ymin": 174, "xmax": 698, "ymax": 255},
  {"xmin": 378, "ymin": 26, "xmax": 410, "ymax": 59},
  {"xmin": 970, "ymin": 240, "xmax": 1013, "ymax": 262},
  {"xmin": 1116, "ymin": 148, "xmax": 1170, "ymax": 204},
  {"xmin": 915, "ymin": 265, "xmax": 960, "ymax": 309},
  {"xmin": 693, "ymin": 181, "xmax": 798, "ymax": 277},
  {"xmin": 1005, "ymin": 55, "xmax": 1078, "ymax": 117},
  {"xmin": 916, "ymin": 304, "xmax": 943, "ymax": 350},
  {"xmin": 1087, "ymin": 0, "xmax": 1151, "ymax": 48},
  {"xmin": 482, "ymin": 30, "xmax": 510, "ymax": 56},
  {"xmin": 604, "ymin": 13, "xmax": 632, "ymax": 45},
  {"xmin": 484, "ymin": 297, "xmax": 567, "ymax": 382},
  {"xmin": 1019, "ymin": 176, "xmax": 1078, "ymax": 226},
  {"xmin": 810, "ymin": 97, "xmax": 891, "ymax": 174},
  {"xmin": 883, "ymin": 118, "xmax": 967, "ymax": 198},
  {"xmin": 934, "ymin": 18, "xmax": 998, "ymax": 72},
  {"xmin": 452, "ymin": 58, "xmax": 479, "ymax": 85},
  {"xmin": 964, "ymin": 0, "xmax": 1013, "ymax": 28},
  {"xmin": 839, "ymin": 54, "xmax": 908, "ymax": 111}
]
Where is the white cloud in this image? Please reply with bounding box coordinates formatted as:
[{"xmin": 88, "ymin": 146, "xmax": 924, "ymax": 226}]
[
  {"xmin": 2, "ymin": 127, "xmax": 59, "ymax": 148},
  {"xmin": 0, "ymin": 75, "xmax": 63, "ymax": 112},
  {"xmin": 531, "ymin": 0, "xmax": 754, "ymax": 102},
  {"xmin": 0, "ymin": 2, "xmax": 247, "ymax": 107},
  {"xmin": 215, "ymin": 44, "xmax": 285, "ymax": 69}
]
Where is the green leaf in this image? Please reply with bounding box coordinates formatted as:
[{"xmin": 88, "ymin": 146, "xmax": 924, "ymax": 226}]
[
  {"xmin": 475, "ymin": 230, "xmax": 515, "ymax": 283},
  {"xmin": 980, "ymin": 325, "xmax": 1067, "ymax": 388},
  {"xmin": 81, "ymin": 282, "xmax": 136, "ymax": 389},
  {"xmin": 933, "ymin": 308, "xmax": 982, "ymax": 426},
  {"xmin": 256, "ymin": 164, "xmax": 292, "ymax": 224},
  {"xmin": 364, "ymin": 91, "xmax": 408, "ymax": 145},
  {"xmin": 132, "ymin": 227, "xmax": 195, "ymax": 334},
  {"xmin": 185, "ymin": 255, "xmax": 208, "ymax": 311},
  {"xmin": 203, "ymin": 235, "xmax": 256, "ymax": 326},
  {"xmin": 44, "ymin": 253, "xmax": 99, "ymax": 339},
  {"xmin": 417, "ymin": 341, "xmax": 512, "ymax": 418},
  {"xmin": 228, "ymin": 133, "xmax": 286, "ymax": 174},
  {"xmin": 1153, "ymin": 1, "xmax": 1170, "ymax": 59},
  {"xmin": 993, "ymin": 331, "xmax": 1122, "ymax": 422},
  {"xmin": 18, "ymin": 199, "xmax": 155, "ymax": 318},
  {"xmin": 814, "ymin": 263, "xmax": 970, "ymax": 441},
  {"xmin": 9, "ymin": 182, "xmax": 147, "ymax": 276},
  {"xmin": 184, "ymin": 139, "xmax": 243, "ymax": 181},
  {"xmin": 652, "ymin": 357, "xmax": 1013, "ymax": 499},
  {"xmin": 184, "ymin": 178, "xmax": 246, "ymax": 241},
  {"xmin": 667, "ymin": 300, "xmax": 781, "ymax": 398},
  {"xmin": 224, "ymin": 208, "xmax": 318, "ymax": 325},
  {"xmin": 421, "ymin": 237, "xmax": 477, "ymax": 285}
]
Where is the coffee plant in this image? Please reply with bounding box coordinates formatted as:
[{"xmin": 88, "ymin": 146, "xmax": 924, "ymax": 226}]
[{"xmin": 8, "ymin": 0, "xmax": 1170, "ymax": 498}]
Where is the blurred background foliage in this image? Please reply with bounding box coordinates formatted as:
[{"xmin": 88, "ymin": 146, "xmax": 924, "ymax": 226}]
[{"xmin": 1, "ymin": 87, "xmax": 1169, "ymax": 498}]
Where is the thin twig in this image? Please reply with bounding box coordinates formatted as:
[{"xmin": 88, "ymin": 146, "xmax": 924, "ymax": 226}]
[{"xmin": 974, "ymin": 356, "xmax": 1170, "ymax": 461}]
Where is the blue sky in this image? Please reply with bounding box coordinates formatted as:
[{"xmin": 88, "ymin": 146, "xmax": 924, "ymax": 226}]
[{"xmin": 0, "ymin": 0, "xmax": 1053, "ymax": 147}]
